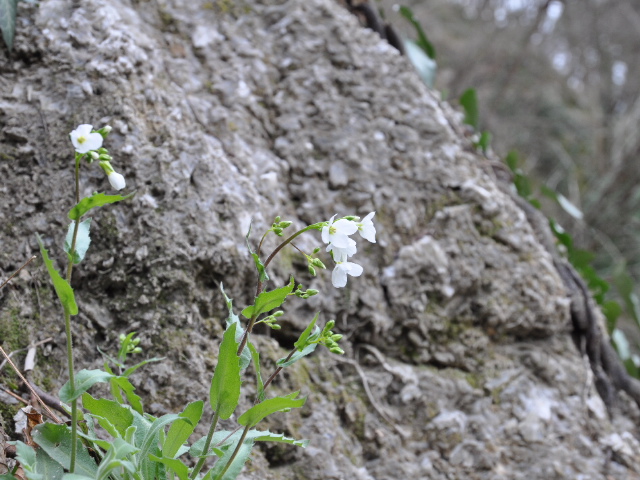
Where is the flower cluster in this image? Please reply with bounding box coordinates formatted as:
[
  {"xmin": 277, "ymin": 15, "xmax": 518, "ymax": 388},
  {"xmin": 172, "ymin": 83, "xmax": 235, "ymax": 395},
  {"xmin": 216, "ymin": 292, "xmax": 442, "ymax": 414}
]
[
  {"xmin": 321, "ymin": 212, "xmax": 376, "ymax": 288},
  {"xmin": 69, "ymin": 124, "xmax": 126, "ymax": 191}
]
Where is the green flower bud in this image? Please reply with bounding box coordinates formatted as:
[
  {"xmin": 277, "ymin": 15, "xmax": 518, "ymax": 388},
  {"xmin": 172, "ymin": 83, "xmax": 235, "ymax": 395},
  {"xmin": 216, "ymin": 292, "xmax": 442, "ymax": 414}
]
[
  {"xmin": 274, "ymin": 216, "xmax": 281, "ymax": 224},
  {"xmin": 331, "ymin": 334, "xmax": 343, "ymax": 342},
  {"xmin": 133, "ymin": 347, "xmax": 143, "ymax": 354},
  {"xmin": 273, "ymin": 227, "xmax": 283, "ymax": 236},
  {"xmin": 306, "ymin": 289, "xmax": 319, "ymax": 296},
  {"xmin": 270, "ymin": 324, "xmax": 282, "ymax": 330},
  {"xmin": 119, "ymin": 333, "xmax": 126, "ymax": 341},
  {"xmin": 330, "ymin": 347, "xmax": 345, "ymax": 355},
  {"xmin": 308, "ymin": 265, "xmax": 316, "ymax": 276},
  {"xmin": 313, "ymin": 247, "xmax": 321, "ymax": 254},
  {"xmin": 311, "ymin": 258, "xmax": 326, "ymax": 269},
  {"xmin": 279, "ymin": 221, "xmax": 292, "ymax": 228},
  {"xmin": 273, "ymin": 311, "xmax": 284, "ymax": 317},
  {"xmin": 325, "ymin": 320, "xmax": 335, "ymax": 331}
]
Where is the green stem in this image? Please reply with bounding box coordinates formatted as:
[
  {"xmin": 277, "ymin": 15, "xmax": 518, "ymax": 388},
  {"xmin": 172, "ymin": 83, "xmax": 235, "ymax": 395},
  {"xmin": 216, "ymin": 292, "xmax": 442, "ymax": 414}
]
[
  {"xmin": 215, "ymin": 425, "xmax": 251, "ymax": 480},
  {"xmin": 237, "ymin": 224, "xmax": 323, "ymax": 356},
  {"xmin": 190, "ymin": 411, "xmax": 220, "ymax": 480},
  {"xmin": 65, "ymin": 157, "xmax": 82, "ymax": 473}
]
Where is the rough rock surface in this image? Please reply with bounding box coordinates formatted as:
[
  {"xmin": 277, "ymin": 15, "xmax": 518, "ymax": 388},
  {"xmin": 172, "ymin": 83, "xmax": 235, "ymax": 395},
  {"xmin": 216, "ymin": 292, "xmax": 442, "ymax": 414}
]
[{"xmin": 0, "ymin": 0, "xmax": 639, "ymax": 478}]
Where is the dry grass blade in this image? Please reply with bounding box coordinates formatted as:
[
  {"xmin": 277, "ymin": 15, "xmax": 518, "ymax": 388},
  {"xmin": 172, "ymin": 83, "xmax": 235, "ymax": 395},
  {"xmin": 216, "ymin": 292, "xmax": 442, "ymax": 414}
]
[{"xmin": 0, "ymin": 256, "xmax": 37, "ymax": 291}]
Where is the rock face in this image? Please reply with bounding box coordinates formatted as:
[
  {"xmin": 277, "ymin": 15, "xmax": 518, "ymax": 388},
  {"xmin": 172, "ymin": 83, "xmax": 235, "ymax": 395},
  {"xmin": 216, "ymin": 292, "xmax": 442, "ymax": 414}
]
[{"xmin": 1, "ymin": 0, "xmax": 639, "ymax": 479}]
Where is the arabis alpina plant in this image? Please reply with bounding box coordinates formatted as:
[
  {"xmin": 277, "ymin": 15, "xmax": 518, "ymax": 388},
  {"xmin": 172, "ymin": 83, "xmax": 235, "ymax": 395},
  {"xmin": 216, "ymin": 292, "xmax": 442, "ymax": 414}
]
[{"xmin": 16, "ymin": 121, "xmax": 377, "ymax": 480}]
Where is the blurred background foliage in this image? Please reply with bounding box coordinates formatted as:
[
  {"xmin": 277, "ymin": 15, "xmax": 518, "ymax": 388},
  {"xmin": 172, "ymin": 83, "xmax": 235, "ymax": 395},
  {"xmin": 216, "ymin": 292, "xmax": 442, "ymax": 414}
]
[{"xmin": 376, "ymin": 0, "xmax": 640, "ymax": 368}]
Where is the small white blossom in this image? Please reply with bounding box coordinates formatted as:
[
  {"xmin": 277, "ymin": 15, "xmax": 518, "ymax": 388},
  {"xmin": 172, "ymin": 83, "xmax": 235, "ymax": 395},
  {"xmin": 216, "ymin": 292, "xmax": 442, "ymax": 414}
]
[
  {"xmin": 70, "ymin": 124, "xmax": 103, "ymax": 154},
  {"xmin": 332, "ymin": 260, "xmax": 363, "ymax": 288},
  {"xmin": 322, "ymin": 215, "xmax": 358, "ymax": 249},
  {"xmin": 327, "ymin": 237, "xmax": 357, "ymax": 261},
  {"xmin": 356, "ymin": 212, "xmax": 376, "ymax": 243},
  {"xmin": 108, "ymin": 171, "xmax": 126, "ymax": 190}
]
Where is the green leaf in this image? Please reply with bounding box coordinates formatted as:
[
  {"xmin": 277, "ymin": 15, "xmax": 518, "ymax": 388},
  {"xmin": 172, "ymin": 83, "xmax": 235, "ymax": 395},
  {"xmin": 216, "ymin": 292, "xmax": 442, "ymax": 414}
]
[
  {"xmin": 210, "ymin": 323, "xmax": 242, "ymax": 419},
  {"xmin": 108, "ymin": 374, "xmax": 144, "ymax": 414},
  {"xmin": 149, "ymin": 455, "xmax": 189, "ymax": 480},
  {"xmin": 238, "ymin": 392, "xmax": 306, "ymax": 428},
  {"xmin": 36, "ymin": 234, "xmax": 78, "ymax": 315},
  {"xmin": 204, "ymin": 440, "xmax": 254, "ymax": 480},
  {"xmin": 0, "ymin": 0, "xmax": 17, "ymax": 51},
  {"xmin": 34, "ymin": 448, "xmax": 64, "ymax": 480},
  {"xmin": 476, "ymin": 131, "xmax": 491, "ymax": 153},
  {"xmin": 32, "ymin": 423, "xmax": 98, "ymax": 477},
  {"xmin": 163, "ymin": 400, "xmax": 204, "ymax": 459},
  {"xmin": 294, "ymin": 314, "xmax": 319, "ymax": 351},
  {"xmin": 459, "ymin": 88, "xmax": 479, "ymax": 130},
  {"xmin": 602, "ymin": 300, "xmax": 622, "ymax": 334},
  {"xmin": 122, "ymin": 356, "xmax": 165, "ymax": 378},
  {"xmin": 82, "ymin": 393, "xmax": 133, "ymax": 438},
  {"xmin": 94, "ymin": 438, "xmax": 138, "ymax": 480},
  {"xmin": 220, "ymin": 284, "xmax": 251, "ymax": 371},
  {"xmin": 241, "ymin": 277, "xmax": 295, "ymax": 319},
  {"xmin": 59, "ymin": 369, "xmax": 114, "ymax": 403},
  {"xmin": 276, "ymin": 343, "xmax": 317, "ymax": 368},
  {"xmin": 248, "ymin": 342, "xmax": 265, "ymax": 403},
  {"xmin": 64, "ymin": 219, "xmax": 92, "ymax": 265},
  {"xmin": 246, "ymin": 429, "xmax": 309, "ymax": 448},
  {"xmin": 398, "ymin": 5, "xmax": 435, "ymax": 59},
  {"xmin": 245, "ymin": 223, "xmax": 269, "ymax": 283},
  {"xmin": 62, "ymin": 475, "xmax": 94, "ymax": 480},
  {"xmin": 68, "ymin": 192, "xmax": 134, "ymax": 221},
  {"xmin": 137, "ymin": 413, "xmax": 185, "ymax": 472}
]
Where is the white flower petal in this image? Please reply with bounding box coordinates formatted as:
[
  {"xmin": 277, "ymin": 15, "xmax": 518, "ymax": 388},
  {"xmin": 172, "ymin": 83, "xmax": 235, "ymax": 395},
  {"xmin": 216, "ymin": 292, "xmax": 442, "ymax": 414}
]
[
  {"xmin": 357, "ymin": 211, "xmax": 376, "ymax": 243},
  {"xmin": 70, "ymin": 124, "xmax": 103, "ymax": 153},
  {"xmin": 108, "ymin": 171, "xmax": 126, "ymax": 190},
  {"xmin": 333, "ymin": 218, "xmax": 358, "ymax": 236},
  {"xmin": 332, "ymin": 265, "xmax": 348, "ymax": 288},
  {"xmin": 346, "ymin": 262, "xmax": 363, "ymax": 277}
]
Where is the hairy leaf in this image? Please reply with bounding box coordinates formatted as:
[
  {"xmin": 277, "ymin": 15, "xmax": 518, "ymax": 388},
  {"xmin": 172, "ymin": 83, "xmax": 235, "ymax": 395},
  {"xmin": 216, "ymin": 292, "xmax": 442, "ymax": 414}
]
[
  {"xmin": 59, "ymin": 369, "xmax": 114, "ymax": 403},
  {"xmin": 210, "ymin": 323, "xmax": 241, "ymax": 419},
  {"xmin": 36, "ymin": 234, "xmax": 78, "ymax": 315},
  {"xmin": 68, "ymin": 192, "xmax": 134, "ymax": 221},
  {"xmin": 0, "ymin": 0, "xmax": 17, "ymax": 50}
]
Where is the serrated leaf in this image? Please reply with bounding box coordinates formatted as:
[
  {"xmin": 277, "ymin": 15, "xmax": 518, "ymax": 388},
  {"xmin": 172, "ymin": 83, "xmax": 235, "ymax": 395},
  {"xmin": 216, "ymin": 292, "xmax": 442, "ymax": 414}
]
[
  {"xmin": 238, "ymin": 392, "xmax": 306, "ymax": 428},
  {"xmin": 64, "ymin": 219, "xmax": 92, "ymax": 265},
  {"xmin": 36, "ymin": 234, "xmax": 78, "ymax": 315},
  {"xmin": 32, "ymin": 424, "xmax": 97, "ymax": 477},
  {"xmin": 59, "ymin": 369, "xmax": 114, "ymax": 403},
  {"xmin": 210, "ymin": 323, "xmax": 241, "ymax": 419},
  {"xmin": 0, "ymin": 0, "xmax": 17, "ymax": 51},
  {"xmin": 82, "ymin": 393, "xmax": 133, "ymax": 438},
  {"xmin": 203, "ymin": 439, "xmax": 254, "ymax": 480},
  {"xmin": 163, "ymin": 400, "xmax": 204, "ymax": 459},
  {"xmin": 241, "ymin": 277, "xmax": 295, "ymax": 319},
  {"xmin": 68, "ymin": 192, "xmax": 134, "ymax": 221},
  {"xmin": 459, "ymin": 88, "xmax": 479, "ymax": 130}
]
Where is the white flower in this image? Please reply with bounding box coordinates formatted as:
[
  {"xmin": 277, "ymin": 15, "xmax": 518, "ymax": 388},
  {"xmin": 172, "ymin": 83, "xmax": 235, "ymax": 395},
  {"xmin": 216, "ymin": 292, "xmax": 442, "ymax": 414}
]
[
  {"xmin": 70, "ymin": 124, "xmax": 103, "ymax": 154},
  {"xmin": 108, "ymin": 171, "xmax": 126, "ymax": 190},
  {"xmin": 332, "ymin": 260, "xmax": 363, "ymax": 288},
  {"xmin": 327, "ymin": 237, "xmax": 357, "ymax": 261},
  {"xmin": 322, "ymin": 215, "xmax": 358, "ymax": 249},
  {"xmin": 356, "ymin": 212, "xmax": 376, "ymax": 243}
]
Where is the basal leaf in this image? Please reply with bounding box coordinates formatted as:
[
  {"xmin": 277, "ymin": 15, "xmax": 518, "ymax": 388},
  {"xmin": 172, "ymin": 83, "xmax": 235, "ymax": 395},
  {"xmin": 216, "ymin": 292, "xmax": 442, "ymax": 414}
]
[
  {"xmin": 64, "ymin": 219, "xmax": 91, "ymax": 265},
  {"xmin": 149, "ymin": 455, "xmax": 189, "ymax": 480},
  {"xmin": 68, "ymin": 192, "xmax": 134, "ymax": 221},
  {"xmin": 163, "ymin": 400, "xmax": 204, "ymax": 459},
  {"xmin": 32, "ymin": 423, "xmax": 97, "ymax": 477},
  {"xmin": 209, "ymin": 323, "xmax": 241, "ymax": 419},
  {"xmin": 82, "ymin": 393, "xmax": 133, "ymax": 438},
  {"xmin": 59, "ymin": 369, "xmax": 114, "ymax": 403},
  {"xmin": 36, "ymin": 234, "xmax": 78, "ymax": 315},
  {"xmin": 238, "ymin": 392, "xmax": 306, "ymax": 428}
]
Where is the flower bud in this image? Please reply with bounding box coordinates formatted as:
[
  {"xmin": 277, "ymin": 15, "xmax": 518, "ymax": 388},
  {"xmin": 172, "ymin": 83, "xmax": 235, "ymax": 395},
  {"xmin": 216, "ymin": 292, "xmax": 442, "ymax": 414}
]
[
  {"xmin": 331, "ymin": 334, "xmax": 343, "ymax": 342},
  {"xmin": 108, "ymin": 171, "xmax": 126, "ymax": 191},
  {"xmin": 133, "ymin": 347, "xmax": 143, "ymax": 354},
  {"xmin": 103, "ymin": 125, "xmax": 112, "ymax": 134},
  {"xmin": 273, "ymin": 311, "xmax": 284, "ymax": 317},
  {"xmin": 90, "ymin": 151, "xmax": 100, "ymax": 161},
  {"xmin": 330, "ymin": 347, "xmax": 345, "ymax": 355},
  {"xmin": 270, "ymin": 324, "xmax": 282, "ymax": 330},
  {"xmin": 308, "ymin": 265, "xmax": 316, "ymax": 276},
  {"xmin": 273, "ymin": 227, "xmax": 283, "ymax": 236},
  {"xmin": 274, "ymin": 216, "xmax": 281, "ymax": 224},
  {"xmin": 306, "ymin": 289, "xmax": 319, "ymax": 296},
  {"xmin": 325, "ymin": 320, "xmax": 335, "ymax": 331},
  {"xmin": 279, "ymin": 221, "xmax": 292, "ymax": 228},
  {"xmin": 312, "ymin": 258, "xmax": 326, "ymax": 269},
  {"xmin": 313, "ymin": 247, "xmax": 321, "ymax": 254}
]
